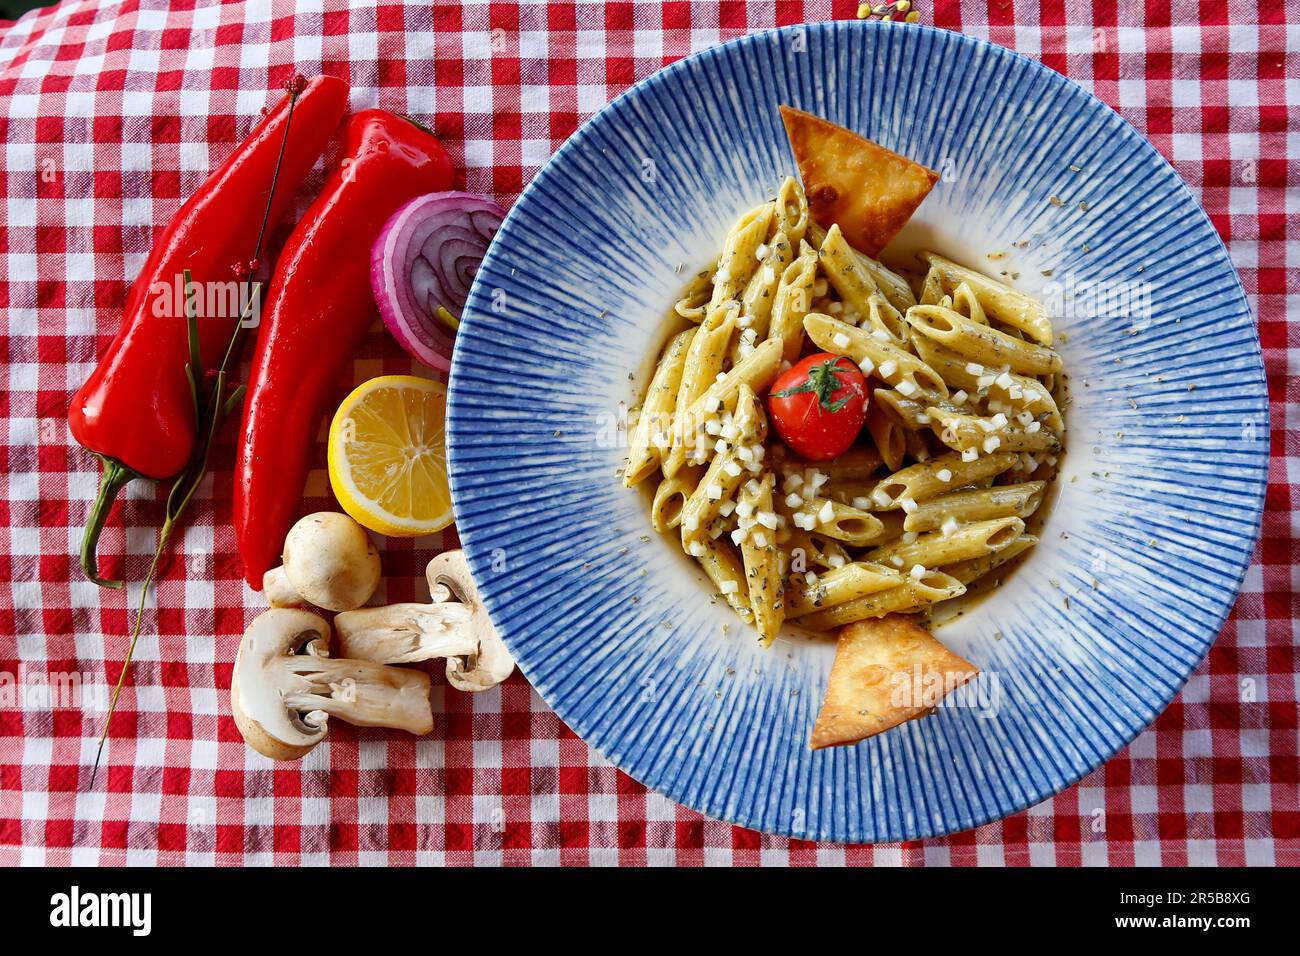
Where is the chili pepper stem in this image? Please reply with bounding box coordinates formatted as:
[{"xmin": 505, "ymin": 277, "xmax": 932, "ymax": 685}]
[
  {"xmin": 89, "ymin": 516, "xmax": 174, "ymax": 788},
  {"xmin": 396, "ymin": 112, "xmax": 436, "ymax": 136},
  {"xmin": 90, "ymin": 366, "xmax": 235, "ymax": 788},
  {"xmin": 79, "ymin": 456, "xmax": 142, "ymax": 589}
]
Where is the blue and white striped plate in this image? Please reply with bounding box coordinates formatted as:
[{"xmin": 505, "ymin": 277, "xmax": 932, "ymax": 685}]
[{"xmin": 447, "ymin": 22, "xmax": 1267, "ymax": 842}]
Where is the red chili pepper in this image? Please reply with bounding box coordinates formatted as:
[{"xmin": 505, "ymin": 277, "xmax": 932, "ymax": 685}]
[
  {"xmin": 233, "ymin": 110, "xmax": 455, "ymax": 589},
  {"xmin": 68, "ymin": 75, "xmax": 350, "ymax": 587}
]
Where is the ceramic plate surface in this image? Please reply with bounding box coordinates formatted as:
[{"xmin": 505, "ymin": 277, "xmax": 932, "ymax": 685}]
[{"xmin": 447, "ymin": 21, "xmax": 1268, "ymax": 842}]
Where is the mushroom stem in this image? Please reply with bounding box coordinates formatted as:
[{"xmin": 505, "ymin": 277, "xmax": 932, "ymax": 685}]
[
  {"xmin": 272, "ymin": 656, "xmax": 433, "ymax": 735},
  {"xmin": 334, "ymin": 550, "xmax": 515, "ymax": 692},
  {"xmin": 263, "ymin": 566, "xmax": 301, "ymax": 607},
  {"xmin": 335, "ymin": 602, "xmax": 476, "ymax": 663}
]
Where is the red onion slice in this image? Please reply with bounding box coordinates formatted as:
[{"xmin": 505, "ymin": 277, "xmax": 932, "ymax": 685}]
[{"xmin": 371, "ymin": 191, "xmax": 506, "ymax": 371}]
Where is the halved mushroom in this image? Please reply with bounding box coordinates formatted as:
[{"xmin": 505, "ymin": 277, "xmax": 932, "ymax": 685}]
[
  {"xmin": 263, "ymin": 512, "xmax": 381, "ymax": 612},
  {"xmin": 232, "ymin": 607, "xmax": 434, "ymax": 761},
  {"xmin": 334, "ymin": 550, "xmax": 515, "ymax": 692}
]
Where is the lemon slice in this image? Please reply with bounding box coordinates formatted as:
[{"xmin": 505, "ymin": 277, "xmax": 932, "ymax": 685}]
[{"xmin": 327, "ymin": 375, "xmax": 453, "ymax": 537}]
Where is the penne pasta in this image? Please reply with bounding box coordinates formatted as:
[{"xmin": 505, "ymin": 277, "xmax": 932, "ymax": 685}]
[
  {"xmin": 862, "ymin": 509, "xmax": 908, "ymax": 546},
  {"xmin": 624, "ymin": 327, "xmax": 695, "ymax": 486},
  {"xmin": 679, "ymin": 337, "xmax": 783, "ymax": 440},
  {"xmin": 674, "ymin": 259, "xmax": 719, "ymax": 322},
  {"xmin": 789, "ymin": 496, "xmax": 885, "ymax": 547},
  {"xmin": 868, "ymin": 516, "xmax": 1026, "ymax": 570},
  {"xmin": 857, "ymin": 262, "xmax": 918, "ymax": 314},
  {"xmin": 650, "ymin": 465, "xmax": 705, "ymax": 532},
  {"xmin": 864, "ymin": 401, "xmax": 906, "ymax": 472},
  {"xmin": 663, "ymin": 301, "xmax": 739, "ymax": 476},
  {"xmin": 774, "ymin": 445, "xmax": 884, "ymax": 485},
  {"xmin": 732, "ymin": 381, "xmax": 768, "ymax": 441},
  {"xmin": 950, "ymin": 281, "xmax": 988, "ymax": 325},
  {"xmin": 804, "ymin": 312, "xmax": 947, "ymax": 398},
  {"xmin": 926, "ymin": 405, "xmax": 1062, "ymax": 455},
  {"xmin": 1015, "ymin": 451, "xmax": 1062, "ymax": 487},
  {"xmin": 680, "ymin": 386, "xmax": 766, "ymax": 546},
  {"xmin": 919, "ymin": 268, "xmax": 945, "ymax": 305},
  {"xmin": 870, "ymin": 449, "xmax": 1021, "ymax": 507},
  {"xmin": 766, "ymin": 242, "xmax": 818, "ymax": 362},
  {"xmin": 817, "ymin": 224, "xmax": 890, "ymax": 330},
  {"xmin": 825, "ymin": 477, "xmax": 885, "ymax": 506},
  {"xmin": 944, "ymin": 533, "xmax": 1039, "ymax": 585},
  {"xmin": 710, "ymin": 201, "xmax": 775, "ymax": 309},
  {"xmin": 919, "ymin": 251, "xmax": 1054, "ymax": 344},
  {"xmin": 903, "ymin": 481, "xmax": 1046, "ymax": 533},
  {"xmin": 784, "ymin": 529, "xmax": 854, "ymax": 574},
  {"xmin": 785, "ymin": 560, "xmax": 904, "ymax": 619},
  {"xmin": 806, "ymin": 220, "xmax": 916, "ymax": 314},
  {"xmin": 697, "ymin": 538, "xmax": 753, "ymax": 621},
  {"xmin": 774, "ymin": 175, "xmax": 810, "ymax": 246},
  {"xmin": 873, "ymin": 387, "xmax": 933, "ymax": 431},
  {"xmin": 865, "ymin": 294, "xmax": 907, "ymax": 343},
  {"xmin": 910, "ymin": 334, "xmax": 1064, "ymax": 434},
  {"xmin": 738, "ymin": 234, "xmax": 795, "ymax": 343},
  {"xmin": 799, "ymin": 570, "xmax": 966, "ymax": 630},
  {"xmin": 908, "ymin": 304, "xmax": 1062, "ymax": 376},
  {"xmin": 680, "ymin": 453, "xmax": 748, "ymax": 547},
  {"xmin": 738, "ymin": 473, "xmax": 785, "ymax": 645},
  {"xmin": 904, "ymin": 427, "xmax": 932, "ymax": 462}
]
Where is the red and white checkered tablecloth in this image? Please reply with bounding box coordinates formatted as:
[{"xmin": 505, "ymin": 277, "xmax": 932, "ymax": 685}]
[{"xmin": 0, "ymin": 0, "xmax": 1295, "ymax": 866}]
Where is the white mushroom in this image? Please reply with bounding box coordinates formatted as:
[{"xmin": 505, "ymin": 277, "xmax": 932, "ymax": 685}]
[
  {"xmin": 334, "ymin": 550, "xmax": 515, "ymax": 692},
  {"xmin": 263, "ymin": 512, "xmax": 381, "ymax": 612},
  {"xmin": 231, "ymin": 607, "xmax": 433, "ymax": 761}
]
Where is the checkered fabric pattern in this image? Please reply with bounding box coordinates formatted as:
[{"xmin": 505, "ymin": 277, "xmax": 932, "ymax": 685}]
[{"xmin": 0, "ymin": 0, "xmax": 1295, "ymax": 866}]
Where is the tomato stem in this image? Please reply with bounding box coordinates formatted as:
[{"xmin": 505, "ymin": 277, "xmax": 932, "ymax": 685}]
[{"xmin": 772, "ymin": 357, "xmax": 856, "ymax": 413}]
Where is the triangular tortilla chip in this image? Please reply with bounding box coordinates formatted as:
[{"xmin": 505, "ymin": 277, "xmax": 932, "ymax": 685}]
[
  {"xmin": 780, "ymin": 105, "xmax": 938, "ymax": 258},
  {"xmin": 810, "ymin": 614, "xmax": 978, "ymax": 749}
]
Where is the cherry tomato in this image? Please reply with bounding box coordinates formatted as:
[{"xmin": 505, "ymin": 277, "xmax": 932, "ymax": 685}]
[{"xmin": 767, "ymin": 352, "xmax": 868, "ymax": 461}]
